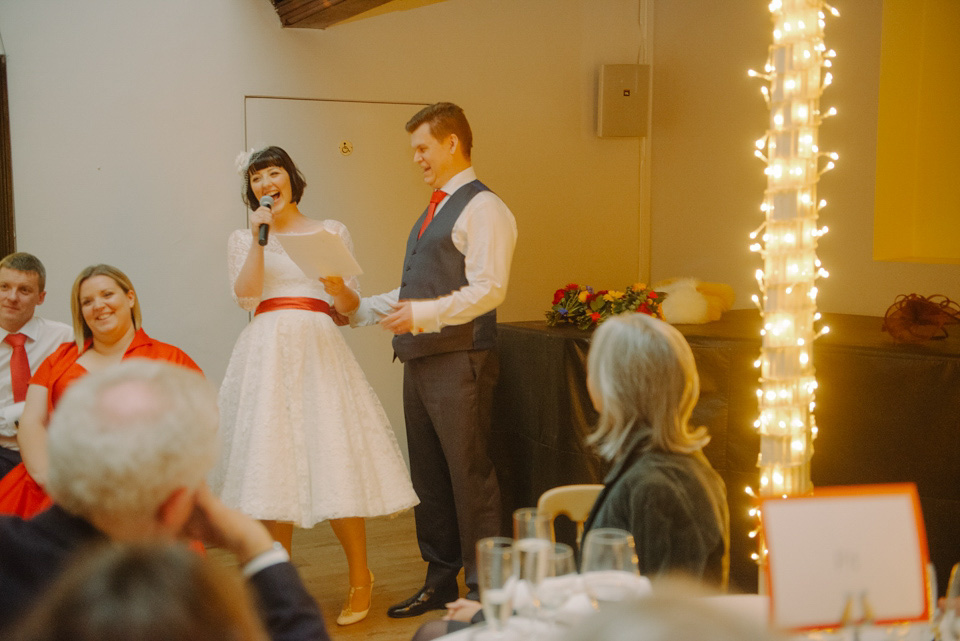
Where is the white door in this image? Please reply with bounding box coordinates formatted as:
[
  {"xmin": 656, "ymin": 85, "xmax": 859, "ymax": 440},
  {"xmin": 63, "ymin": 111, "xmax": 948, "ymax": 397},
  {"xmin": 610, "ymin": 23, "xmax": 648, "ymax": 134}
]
[{"xmin": 245, "ymin": 97, "xmax": 430, "ymax": 461}]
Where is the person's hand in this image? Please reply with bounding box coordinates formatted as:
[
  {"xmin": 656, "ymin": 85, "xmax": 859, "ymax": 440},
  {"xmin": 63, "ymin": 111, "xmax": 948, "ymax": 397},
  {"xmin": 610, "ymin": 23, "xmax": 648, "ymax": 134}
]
[
  {"xmin": 318, "ymin": 276, "xmax": 345, "ymax": 296},
  {"xmin": 380, "ymin": 300, "xmax": 414, "ymax": 335},
  {"xmin": 249, "ymin": 203, "xmax": 274, "ymax": 241},
  {"xmin": 182, "ymin": 484, "xmax": 274, "ymax": 565},
  {"xmin": 319, "ymin": 276, "xmax": 359, "ymax": 319},
  {"xmin": 940, "ymin": 597, "xmax": 960, "ymax": 616},
  {"xmin": 442, "ymin": 598, "xmax": 483, "ymax": 622}
]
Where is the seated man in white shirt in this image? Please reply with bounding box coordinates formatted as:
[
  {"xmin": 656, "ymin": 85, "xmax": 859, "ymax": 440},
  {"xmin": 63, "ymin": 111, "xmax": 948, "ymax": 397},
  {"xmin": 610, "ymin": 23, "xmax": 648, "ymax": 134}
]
[{"xmin": 0, "ymin": 253, "xmax": 72, "ymax": 480}]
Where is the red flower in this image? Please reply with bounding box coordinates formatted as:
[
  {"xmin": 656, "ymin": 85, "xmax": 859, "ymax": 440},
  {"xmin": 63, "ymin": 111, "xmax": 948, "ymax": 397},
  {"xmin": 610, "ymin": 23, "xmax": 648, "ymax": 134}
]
[
  {"xmin": 648, "ymin": 292, "xmax": 658, "ymax": 299},
  {"xmin": 639, "ymin": 304, "xmax": 650, "ymax": 314},
  {"xmin": 566, "ymin": 283, "xmax": 579, "ymax": 290},
  {"xmin": 552, "ymin": 289, "xmax": 566, "ymax": 305},
  {"xmin": 591, "ymin": 312, "xmax": 601, "ymax": 322}
]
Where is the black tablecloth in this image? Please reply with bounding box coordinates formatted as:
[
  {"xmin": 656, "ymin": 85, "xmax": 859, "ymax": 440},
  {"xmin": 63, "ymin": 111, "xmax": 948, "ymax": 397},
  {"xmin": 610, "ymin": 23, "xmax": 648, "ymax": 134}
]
[{"xmin": 489, "ymin": 309, "xmax": 960, "ymax": 593}]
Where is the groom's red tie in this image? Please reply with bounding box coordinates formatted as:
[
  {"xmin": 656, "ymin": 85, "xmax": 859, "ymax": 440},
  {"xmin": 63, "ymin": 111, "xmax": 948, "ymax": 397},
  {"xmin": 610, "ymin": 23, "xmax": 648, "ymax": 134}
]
[{"xmin": 418, "ymin": 190, "xmax": 447, "ymax": 239}]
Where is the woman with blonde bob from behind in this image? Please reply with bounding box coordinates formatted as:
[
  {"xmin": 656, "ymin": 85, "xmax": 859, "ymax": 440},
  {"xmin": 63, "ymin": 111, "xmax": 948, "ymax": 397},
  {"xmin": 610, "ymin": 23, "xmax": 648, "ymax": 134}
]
[
  {"xmin": 581, "ymin": 312, "xmax": 730, "ymax": 588},
  {"xmin": 408, "ymin": 314, "xmax": 732, "ymax": 640}
]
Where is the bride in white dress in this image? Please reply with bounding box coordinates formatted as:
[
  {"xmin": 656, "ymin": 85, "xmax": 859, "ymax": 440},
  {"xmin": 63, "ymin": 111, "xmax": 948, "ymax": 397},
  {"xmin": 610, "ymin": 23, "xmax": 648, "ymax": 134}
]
[{"xmin": 210, "ymin": 146, "xmax": 418, "ymax": 626}]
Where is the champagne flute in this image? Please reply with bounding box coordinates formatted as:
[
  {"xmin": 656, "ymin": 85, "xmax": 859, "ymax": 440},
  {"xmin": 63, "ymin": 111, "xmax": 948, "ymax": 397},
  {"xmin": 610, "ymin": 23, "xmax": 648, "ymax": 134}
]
[
  {"xmin": 537, "ymin": 542, "xmax": 577, "ymax": 631},
  {"xmin": 477, "ymin": 537, "xmax": 516, "ymax": 640},
  {"xmin": 580, "ymin": 528, "xmax": 640, "ymax": 610},
  {"xmin": 512, "ymin": 508, "xmax": 551, "ymax": 623}
]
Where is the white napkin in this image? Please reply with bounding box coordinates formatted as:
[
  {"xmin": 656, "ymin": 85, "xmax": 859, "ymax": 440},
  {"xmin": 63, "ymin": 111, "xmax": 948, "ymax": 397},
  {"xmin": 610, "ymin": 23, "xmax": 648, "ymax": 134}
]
[{"xmin": 535, "ymin": 573, "xmax": 652, "ymax": 626}]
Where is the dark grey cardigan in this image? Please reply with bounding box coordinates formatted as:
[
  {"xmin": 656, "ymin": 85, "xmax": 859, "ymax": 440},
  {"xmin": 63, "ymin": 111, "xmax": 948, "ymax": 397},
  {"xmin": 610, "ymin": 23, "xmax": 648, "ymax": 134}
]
[{"xmin": 582, "ymin": 427, "xmax": 730, "ymax": 589}]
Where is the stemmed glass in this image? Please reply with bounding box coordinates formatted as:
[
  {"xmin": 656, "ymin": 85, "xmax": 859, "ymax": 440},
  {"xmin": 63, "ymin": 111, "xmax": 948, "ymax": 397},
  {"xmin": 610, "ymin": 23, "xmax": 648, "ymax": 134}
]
[
  {"xmin": 580, "ymin": 528, "xmax": 640, "ymax": 610},
  {"xmin": 942, "ymin": 563, "xmax": 960, "ymax": 641},
  {"xmin": 513, "ymin": 507, "xmax": 552, "ymax": 540},
  {"xmin": 476, "ymin": 537, "xmax": 516, "ymax": 640},
  {"xmin": 537, "ymin": 542, "xmax": 578, "ymax": 631},
  {"xmin": 512, "ymin": 508, "xmax": 551, "ymax": 621}
]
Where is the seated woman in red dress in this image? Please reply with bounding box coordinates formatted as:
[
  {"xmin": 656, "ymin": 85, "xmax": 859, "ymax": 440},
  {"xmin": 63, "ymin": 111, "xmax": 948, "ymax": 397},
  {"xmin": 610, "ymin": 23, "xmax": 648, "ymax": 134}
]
[{"xmin": 0, "ymin": 264, "xmax": 201, "ymax": 517}]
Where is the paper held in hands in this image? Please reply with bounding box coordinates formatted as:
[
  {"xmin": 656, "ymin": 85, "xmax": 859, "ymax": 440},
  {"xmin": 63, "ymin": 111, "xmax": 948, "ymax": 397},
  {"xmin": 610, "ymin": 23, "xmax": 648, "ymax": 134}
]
[{"xmin": 276, "ymin": 228, "xmax": 363, "ymax": 279}]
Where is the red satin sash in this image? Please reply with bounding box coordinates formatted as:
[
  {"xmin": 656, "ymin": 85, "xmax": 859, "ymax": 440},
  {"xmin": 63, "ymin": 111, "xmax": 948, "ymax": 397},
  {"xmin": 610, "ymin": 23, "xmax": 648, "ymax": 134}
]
[{"xmin": 255, "ymin": 297, "xmax": 331, "ymax": 317}]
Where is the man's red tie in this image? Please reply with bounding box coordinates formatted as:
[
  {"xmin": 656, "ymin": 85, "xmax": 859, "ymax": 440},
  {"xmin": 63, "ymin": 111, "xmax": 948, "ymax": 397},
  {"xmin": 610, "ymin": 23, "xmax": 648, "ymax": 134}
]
[
  {"xmin": 418, "ymin": 190, "xmax": 447, "ymax": 239},
  {"xmin": 4, "ymin": 333, "xmax": 29, "ymax": 403}
]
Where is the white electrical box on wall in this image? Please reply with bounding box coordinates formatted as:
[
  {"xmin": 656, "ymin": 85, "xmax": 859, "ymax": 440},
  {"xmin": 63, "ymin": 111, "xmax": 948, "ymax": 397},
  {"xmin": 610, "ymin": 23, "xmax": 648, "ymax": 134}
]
[{"xmin": 597, "ymin": 63, "xmax": 649, "ymax": 138}]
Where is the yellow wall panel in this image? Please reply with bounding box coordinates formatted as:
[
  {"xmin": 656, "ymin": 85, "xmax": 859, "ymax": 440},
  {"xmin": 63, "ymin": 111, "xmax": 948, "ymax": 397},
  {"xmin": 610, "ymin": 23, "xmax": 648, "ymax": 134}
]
[{"xmin": 875, "ymin": 0, "xmax": 960, "ymax": 263}]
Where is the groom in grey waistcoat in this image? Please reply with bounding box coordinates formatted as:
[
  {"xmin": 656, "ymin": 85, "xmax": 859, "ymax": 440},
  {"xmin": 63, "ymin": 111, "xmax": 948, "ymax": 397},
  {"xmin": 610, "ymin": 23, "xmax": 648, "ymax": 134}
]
[{"xmin": 349, "ymin": 102, "xmax": 517, "ymax": 617}]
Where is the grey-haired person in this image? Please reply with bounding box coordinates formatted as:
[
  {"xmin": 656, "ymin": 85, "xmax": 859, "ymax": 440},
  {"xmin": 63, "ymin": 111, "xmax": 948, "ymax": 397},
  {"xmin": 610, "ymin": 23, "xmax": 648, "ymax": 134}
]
[
  {"xmin": 0, "ymin": 359, "xmax": 330, "ymax": 641},
  {"xmin": 582, "ymin": 312, "xmax": 730, "ymax": 588}
]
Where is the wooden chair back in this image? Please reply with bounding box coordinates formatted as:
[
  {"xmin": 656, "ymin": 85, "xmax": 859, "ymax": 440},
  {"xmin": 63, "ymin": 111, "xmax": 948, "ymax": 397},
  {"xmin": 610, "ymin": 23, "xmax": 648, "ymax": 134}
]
[{"xmin": 536, "ymin": 483, "xmax": 603, "ymax": 548}]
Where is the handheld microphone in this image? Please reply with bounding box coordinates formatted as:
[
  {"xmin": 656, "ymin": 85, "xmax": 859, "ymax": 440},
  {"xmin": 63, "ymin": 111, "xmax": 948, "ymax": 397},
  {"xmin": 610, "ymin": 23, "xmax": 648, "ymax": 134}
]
[{"xmin": 258, "ymin": 196, "xmax": 274, "ymax": 246}]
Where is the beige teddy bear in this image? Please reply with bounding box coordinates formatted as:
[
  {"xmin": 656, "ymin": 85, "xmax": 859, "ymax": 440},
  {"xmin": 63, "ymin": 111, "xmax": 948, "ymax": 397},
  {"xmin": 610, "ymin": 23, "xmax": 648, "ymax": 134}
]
[{"xmin": 655, "ymin": 278, "xmax": 735, "ymax": 324}]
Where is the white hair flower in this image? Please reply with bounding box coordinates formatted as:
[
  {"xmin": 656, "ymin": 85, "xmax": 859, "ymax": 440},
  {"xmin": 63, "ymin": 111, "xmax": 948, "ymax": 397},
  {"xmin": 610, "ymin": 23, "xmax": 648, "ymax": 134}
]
[{"xmin": 234, "ymin": 148, "xmax": 256, "ymax": 177}]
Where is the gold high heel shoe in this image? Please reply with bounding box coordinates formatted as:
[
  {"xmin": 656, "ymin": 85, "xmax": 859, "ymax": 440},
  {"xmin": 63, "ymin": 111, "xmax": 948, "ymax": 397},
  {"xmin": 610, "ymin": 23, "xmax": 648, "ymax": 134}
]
[{"xmin": 337, "ymin": 570, "xmax": 374, "ymax": 626}]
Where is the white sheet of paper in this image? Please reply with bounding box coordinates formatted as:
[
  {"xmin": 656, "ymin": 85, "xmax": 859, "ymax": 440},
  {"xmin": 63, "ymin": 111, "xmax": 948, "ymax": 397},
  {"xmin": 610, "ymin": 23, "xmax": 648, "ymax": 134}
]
[
  {"xmin": 762, "ymin": 486, "xmax": 929, "ymax": 630},
  {"xmin": 276, "ymin": 228, "xmax": 363, "ymax": 278}
]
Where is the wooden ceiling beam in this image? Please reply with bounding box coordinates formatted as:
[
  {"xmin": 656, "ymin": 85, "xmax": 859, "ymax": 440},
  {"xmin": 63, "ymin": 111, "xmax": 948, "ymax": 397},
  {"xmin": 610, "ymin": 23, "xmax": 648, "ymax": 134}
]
[{"xmin": 272, "ymin": 0, "xmax": 396, "ymax": 29}]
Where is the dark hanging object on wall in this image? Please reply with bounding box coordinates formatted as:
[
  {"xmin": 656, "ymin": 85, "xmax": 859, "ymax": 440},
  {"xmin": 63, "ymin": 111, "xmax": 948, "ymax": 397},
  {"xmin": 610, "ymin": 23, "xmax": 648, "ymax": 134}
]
[
  {"xmin": 882, "ymin": 294, "xmax": 960, "ymax": 343},
  {"xmin": 0, "ymin": 54, "xmax": 16, "ymax": 257}
]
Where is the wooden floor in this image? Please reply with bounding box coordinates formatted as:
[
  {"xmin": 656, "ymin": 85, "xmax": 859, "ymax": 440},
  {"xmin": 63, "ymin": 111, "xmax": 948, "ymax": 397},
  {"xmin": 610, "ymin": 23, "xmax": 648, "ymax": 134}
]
[{"xmin": 213, "ymin": 511, "xmax": 455, "ymax": 641}]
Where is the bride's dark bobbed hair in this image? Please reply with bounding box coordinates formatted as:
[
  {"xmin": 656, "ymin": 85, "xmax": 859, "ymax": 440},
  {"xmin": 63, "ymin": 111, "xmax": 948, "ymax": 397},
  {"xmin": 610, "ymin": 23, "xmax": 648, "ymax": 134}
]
[{"xmin": 240, "ymin": 146, "xmax": 308, "ymax": 211}]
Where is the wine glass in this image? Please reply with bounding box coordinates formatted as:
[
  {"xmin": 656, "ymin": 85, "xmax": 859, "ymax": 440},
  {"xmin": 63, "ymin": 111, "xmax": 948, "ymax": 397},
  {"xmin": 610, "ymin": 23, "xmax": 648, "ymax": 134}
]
[
  {"xmin": 513, "ymin": 507, "xmax": 552, "ymax": 540},
  {"xmin": 476, "ymin": 537, "xmax": 516, "ymax": 640},
  {"xmin": 512, "ymin": 508, "xmax": 551, "ymax": 621},
  {"xmin": 537, "ymin": 542, "xmax": 578, "ymax": 631},
  {"xmin": 943, "ymin": 563, "xmax": 960, "ymax": 640},
  {"xmin": 580, "ymin": 528, "xmax": 640, "ymax": 610}
]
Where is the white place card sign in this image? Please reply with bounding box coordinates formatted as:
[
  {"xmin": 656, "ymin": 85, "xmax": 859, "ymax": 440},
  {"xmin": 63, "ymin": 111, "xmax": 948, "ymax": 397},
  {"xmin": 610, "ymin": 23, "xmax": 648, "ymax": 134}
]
[{"xmin": 762, "ymin": 483, "xmax": 930, "ymax": 631}]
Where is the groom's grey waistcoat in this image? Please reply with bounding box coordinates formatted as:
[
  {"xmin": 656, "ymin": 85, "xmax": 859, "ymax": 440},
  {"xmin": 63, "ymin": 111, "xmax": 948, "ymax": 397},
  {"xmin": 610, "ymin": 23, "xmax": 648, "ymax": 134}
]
[{"xmin": 393, "ymin": 180, "xmax": 497, "ymax": 363}]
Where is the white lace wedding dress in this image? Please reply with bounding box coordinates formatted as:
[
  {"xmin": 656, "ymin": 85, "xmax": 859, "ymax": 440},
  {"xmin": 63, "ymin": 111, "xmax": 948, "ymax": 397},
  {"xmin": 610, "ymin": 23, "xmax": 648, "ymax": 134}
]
[{"xmin": 210, "ymin": 222, "xmax": 418, "ymax": 526}]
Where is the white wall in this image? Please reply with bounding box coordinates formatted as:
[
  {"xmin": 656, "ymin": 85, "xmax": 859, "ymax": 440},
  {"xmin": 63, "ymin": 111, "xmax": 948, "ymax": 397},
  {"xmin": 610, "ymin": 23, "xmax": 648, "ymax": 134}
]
[
  {"xmin": 650, "ymin": 0, "xmax": 960, "ymax": 316},
  {"xmin": 4, "ymin": 0, "xmax": 950, "ymax": 399},
  {"xmin": 0, "ymin": 0, "xmax": 646, "ymax": 388}
]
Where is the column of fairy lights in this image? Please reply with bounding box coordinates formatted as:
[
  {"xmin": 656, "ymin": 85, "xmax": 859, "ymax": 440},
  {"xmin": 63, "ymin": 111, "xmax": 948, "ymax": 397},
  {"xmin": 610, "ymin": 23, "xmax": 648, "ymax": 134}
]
[{"xmin": 747, "ymin": 0, "xmax": 838, "ymax": 520}]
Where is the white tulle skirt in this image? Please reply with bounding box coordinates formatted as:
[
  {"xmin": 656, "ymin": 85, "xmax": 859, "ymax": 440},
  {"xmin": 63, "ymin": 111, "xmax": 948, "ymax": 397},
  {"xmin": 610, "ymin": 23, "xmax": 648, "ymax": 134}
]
[{"xmin": 210, "ymin": 309, "xmax": 418, "ymax": 527}]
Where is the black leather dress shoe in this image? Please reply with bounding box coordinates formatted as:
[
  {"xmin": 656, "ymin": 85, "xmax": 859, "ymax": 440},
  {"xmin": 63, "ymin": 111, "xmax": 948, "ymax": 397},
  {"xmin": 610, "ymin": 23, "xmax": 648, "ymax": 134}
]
[{"xmin": 387, "ymin": 585, "xmax": 459, "ymax": 618}]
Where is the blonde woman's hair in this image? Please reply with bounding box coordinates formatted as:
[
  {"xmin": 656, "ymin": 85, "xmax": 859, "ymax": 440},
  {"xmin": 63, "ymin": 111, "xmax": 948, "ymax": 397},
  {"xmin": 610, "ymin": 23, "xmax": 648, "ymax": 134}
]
[
  {"xmin": 70, "ymin": 265, "xmax": 141, "ymax": 349},
  {"xmin": 586, "ymin": 313, "xmax": 709, "ymax": 460}
]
